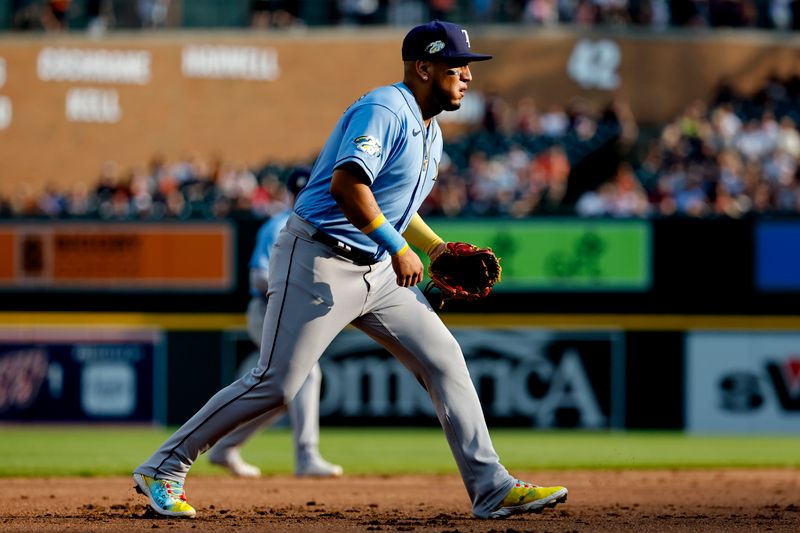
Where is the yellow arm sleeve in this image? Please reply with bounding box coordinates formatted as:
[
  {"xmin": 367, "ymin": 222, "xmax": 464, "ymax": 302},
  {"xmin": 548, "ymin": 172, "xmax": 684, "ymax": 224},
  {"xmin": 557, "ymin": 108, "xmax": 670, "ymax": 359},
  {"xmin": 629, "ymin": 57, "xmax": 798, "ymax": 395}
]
[{"xmin": 403, "ymin": 213, "xmax": 445, "ymax": 257}]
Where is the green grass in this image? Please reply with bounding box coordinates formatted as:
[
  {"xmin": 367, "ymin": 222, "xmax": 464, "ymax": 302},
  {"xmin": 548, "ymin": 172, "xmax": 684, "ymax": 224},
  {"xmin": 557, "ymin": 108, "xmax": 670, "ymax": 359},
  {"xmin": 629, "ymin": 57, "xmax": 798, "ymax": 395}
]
[{"xmin": 0, "ymin": 426, "xmax": 797, "ymax": 477}]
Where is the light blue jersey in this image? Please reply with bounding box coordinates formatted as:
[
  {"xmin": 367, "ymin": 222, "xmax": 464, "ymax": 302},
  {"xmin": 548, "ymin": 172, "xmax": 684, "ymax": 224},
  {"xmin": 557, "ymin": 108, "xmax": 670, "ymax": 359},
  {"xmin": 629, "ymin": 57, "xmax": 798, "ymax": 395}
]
[
  {"xmin": 294, "ymin": 82, "xmax": 442, "ymax": 261},
  {"xmin": 249, "ymin": 209, "xmax": 292, "ymax": 296}
]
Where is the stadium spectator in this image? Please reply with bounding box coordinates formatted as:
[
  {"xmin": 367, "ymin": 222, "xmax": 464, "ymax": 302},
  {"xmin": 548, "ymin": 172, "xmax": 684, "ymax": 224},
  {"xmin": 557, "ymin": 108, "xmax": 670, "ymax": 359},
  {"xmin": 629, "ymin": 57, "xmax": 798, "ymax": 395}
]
[
  {"xmin": 0, "ymin": 194, "xmax": 10, "ymax": 216},
  {"xmin": 514, "ymin": 96, "xmax": 543, "ymax": 135},
  {"xmin": 137, "ymin": 0, "xmax": 170, "ymax": 28},
  {"xmin": 41, "ymin": 0, "xmax": 71, "ymax": 31},
  {"xmin": 387, "ymin": 0, "xmax": 427, "ymax": 25},
  {"xmin": 338, "ymin": 0, "xmax": 383, "ymax": 24},
  {"xmin": 12, "ymin": 0, "xmax": 43, "ymax": 30},
  {"xmin": 540, "ymin": 104, "xmax": 570, "ymax": 137},
  {"xmin": 482, "ymin": 89, "xmax": 509, "ymax": 134},
  {"xmin": 777, "ymin": 116, "xmax": 800, "ymax": 157},
  {"xmin": 470, "ymin": 0, "xmax": 495, "ymax": 19},
  {"xmin": 250, "ymin": 0, "xmax": 303, "ymax": 28},
  {"xmin": 65, "ymin": 183, "xmax": 93, "ymax": 217},
  {"xmin": 523, "ymin": 0, "xmax": 560, "ymax": 25},
  {"xmin": 86, "ymin": 0, "xmax": 113, "ymax": 34},
  {"xmin": 428, "ymin": 0, "xmax": 456, "ymax": 20},
  {"xmin": 516, "ymin": 144, "xmax": 571, "ymax": 216}
]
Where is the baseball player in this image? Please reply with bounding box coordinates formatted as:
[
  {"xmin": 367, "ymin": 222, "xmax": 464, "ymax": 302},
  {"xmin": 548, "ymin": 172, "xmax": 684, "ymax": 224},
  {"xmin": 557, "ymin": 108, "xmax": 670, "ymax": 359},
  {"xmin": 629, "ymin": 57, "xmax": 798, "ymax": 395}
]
[
  {"xmin": 133, "ymin": 20, "xmax": 567, "ymax": 519},
  {"xmin": 206, "ymin": 168, "xmax": 343, "ymax": 479}
]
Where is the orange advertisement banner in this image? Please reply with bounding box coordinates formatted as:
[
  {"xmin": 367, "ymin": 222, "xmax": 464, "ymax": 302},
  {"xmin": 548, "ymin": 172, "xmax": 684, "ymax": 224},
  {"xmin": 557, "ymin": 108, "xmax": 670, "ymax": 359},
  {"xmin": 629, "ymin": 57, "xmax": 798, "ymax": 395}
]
[{"xmin": 0, "ymin": 223, "xmax": 234, "ymax": 290}]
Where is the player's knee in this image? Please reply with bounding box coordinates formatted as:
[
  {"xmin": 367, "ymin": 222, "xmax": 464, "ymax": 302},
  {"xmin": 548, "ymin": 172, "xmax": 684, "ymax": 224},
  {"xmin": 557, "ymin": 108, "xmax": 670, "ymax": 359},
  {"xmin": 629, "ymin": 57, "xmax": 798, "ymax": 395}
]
[
  {"xmin": 438, "ymin": 335, "xmax": 463, "ymax": 360},
  {"xmin": 424, "ymin": 335, "xmax": 465, "ymax": 375}
]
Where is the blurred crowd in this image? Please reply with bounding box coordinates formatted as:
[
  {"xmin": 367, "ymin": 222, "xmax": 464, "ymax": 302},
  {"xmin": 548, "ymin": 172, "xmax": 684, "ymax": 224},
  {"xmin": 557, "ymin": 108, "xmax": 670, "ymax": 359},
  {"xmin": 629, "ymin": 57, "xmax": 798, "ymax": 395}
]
[
  {"xmin": 636, "ymin": 74, "xmax": 800, "ymax": 217},
  {"xmin": 8, "ymin": 0, "xmax": 800, "ymax": 32},
  {"xmin": 422, "ymin": 71, "xmax": 800, "ymax": 218},
  {"xmin": 0, "ymin": 155, "xmax": 298, "ymax": 220},
  {"xmin": 4, "ymin": 72, "xmax": 800, "ymax": 220}
]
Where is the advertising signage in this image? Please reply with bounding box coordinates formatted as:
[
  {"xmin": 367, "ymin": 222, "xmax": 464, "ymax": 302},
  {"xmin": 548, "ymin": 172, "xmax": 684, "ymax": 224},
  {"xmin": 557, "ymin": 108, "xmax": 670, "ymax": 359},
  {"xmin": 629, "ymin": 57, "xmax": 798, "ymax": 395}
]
[
  {"xmin": 0, "ymin": 328, "xmax": 163, "ymax": 423},
  {"xmin": 309, "ymin": 328, "xmax": 621, "ymax": 428},
  {"xmin": 756, "ymin": 221, "xmax": 800, "ymax": 291},
  {"xmin": 224, "ymin": 327, "xmax": 622, "ymax": 428},
  {"xmin": 686, "ymin": 332, "xmax": 800, "ymax": 433},
  {"xmin": 426, "ymin": 219, "xmax": 651, "ymax": 291},
  {"xmin": 0, "ymin": 222, "xmax": 234, "ymax": 291}
]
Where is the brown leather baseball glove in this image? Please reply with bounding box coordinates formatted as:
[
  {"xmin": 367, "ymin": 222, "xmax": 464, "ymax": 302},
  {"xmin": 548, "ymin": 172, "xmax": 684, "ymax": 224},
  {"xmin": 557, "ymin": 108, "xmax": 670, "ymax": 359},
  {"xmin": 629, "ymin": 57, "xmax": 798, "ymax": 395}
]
[{"xmin": 427, "ymin": 242, "xmax": 502, "ymax": 302}]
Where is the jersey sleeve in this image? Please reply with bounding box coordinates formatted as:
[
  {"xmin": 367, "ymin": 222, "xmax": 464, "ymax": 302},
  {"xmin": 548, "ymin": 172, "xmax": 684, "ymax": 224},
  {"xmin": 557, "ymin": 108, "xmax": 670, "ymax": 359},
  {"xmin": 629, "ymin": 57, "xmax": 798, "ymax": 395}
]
[{"xmin": 335, "ymin": 103, "xmax": 403, "ymax": 184}]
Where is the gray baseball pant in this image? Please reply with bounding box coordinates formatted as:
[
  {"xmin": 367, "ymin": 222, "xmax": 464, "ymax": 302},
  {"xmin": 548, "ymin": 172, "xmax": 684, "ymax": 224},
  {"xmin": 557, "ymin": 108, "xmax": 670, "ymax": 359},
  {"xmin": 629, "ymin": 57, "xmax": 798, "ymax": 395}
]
[
  {"xmin": 135, "ymin": 214, "xmax": 515, "ymax": 518},
  {"xmin": 208, "ymin": 297, "xmax": 324, "ymax": 467}
]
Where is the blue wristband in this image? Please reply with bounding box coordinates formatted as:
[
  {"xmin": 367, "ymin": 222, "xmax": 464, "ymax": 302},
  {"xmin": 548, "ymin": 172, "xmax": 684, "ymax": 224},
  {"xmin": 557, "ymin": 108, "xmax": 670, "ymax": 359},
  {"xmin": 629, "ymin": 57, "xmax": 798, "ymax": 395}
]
[{"xmin": 361, "ymin": 214, "xmax": 408, "ymax": 256}]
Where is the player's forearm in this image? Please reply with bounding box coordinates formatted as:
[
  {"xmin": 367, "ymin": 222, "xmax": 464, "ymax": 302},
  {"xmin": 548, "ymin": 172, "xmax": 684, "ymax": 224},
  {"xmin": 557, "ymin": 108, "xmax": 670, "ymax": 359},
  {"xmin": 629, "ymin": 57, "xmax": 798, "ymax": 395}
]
[
  {"xmin": 403, "ymin": 213, "xmax": 445, "ymax": 257},
  {"xmin": 330, "ymin": 166, "xmax": 383, "ymax": 228},
  {"xmin": 331, "ymin": 165, "xmax": 408, "ymax": 256}
]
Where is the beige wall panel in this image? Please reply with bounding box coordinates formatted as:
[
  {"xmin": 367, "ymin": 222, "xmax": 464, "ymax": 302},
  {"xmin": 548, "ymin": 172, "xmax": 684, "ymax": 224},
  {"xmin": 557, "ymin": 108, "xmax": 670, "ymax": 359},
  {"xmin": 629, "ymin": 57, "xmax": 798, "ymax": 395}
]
[{"xmin": 1, "ymin": 30, "xmax": 799, "ymax": 196}]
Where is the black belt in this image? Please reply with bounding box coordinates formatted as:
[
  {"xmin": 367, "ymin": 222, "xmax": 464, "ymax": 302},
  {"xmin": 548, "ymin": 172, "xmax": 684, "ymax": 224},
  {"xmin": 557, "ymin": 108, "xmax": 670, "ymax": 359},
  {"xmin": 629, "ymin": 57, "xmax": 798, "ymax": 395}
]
[{"xmin": 312, "ymin": 230, "xmax": 378, "ymax": 266}]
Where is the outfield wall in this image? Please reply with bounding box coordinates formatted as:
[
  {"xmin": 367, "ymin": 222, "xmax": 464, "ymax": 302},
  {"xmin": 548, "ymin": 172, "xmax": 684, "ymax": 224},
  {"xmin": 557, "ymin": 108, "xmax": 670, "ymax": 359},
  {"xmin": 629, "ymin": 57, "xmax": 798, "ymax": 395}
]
[
  {"xmin": 2, "ymin": 215, "xmax": 800, "ymax": 431},
  {"xmin": 2, "ymin": 319, "xmax": 799, "ymax": 433},
  {"xmin": 2, "ymin": 29, "xmax": 800, "ymax": 195}
]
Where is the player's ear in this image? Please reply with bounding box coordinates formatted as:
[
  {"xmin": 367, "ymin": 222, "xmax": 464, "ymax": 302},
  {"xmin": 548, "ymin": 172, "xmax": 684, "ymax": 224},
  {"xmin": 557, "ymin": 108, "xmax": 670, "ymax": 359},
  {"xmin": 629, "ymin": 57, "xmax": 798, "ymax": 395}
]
[{"xmin": 416, "ymin": 61, "xmax": 430, "ymax": 82}]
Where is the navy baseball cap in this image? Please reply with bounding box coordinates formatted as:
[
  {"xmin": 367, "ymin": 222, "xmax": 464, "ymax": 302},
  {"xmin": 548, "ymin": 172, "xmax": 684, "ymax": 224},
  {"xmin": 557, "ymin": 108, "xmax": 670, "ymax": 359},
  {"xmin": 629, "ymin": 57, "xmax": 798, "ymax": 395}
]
[
  {"xmin": 287, "ymin": 166, "xmax": 310, "ymax": 196},
  {"xmin": 402, "ymin": 20, "xmax": 492, "ymax": 63}
]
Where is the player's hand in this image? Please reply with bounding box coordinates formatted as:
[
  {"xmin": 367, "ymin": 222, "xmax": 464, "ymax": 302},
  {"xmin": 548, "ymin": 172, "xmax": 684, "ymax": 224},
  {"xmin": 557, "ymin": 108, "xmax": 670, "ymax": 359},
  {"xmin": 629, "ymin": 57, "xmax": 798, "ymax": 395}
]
[{"xmin": 391, "ymin": 248, "xmax": 424, "ymax": 287}]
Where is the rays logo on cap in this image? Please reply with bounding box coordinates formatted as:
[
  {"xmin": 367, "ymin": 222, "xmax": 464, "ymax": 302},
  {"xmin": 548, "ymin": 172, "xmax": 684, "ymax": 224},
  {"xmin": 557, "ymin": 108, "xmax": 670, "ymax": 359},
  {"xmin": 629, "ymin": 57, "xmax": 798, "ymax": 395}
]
[
  {"xmin": 425, "ymin": 40, "xmax": 445, "ymax": 54},
  {"xmin": 354, "ymin": 135, "xmax": 382, "ymax": 157}
]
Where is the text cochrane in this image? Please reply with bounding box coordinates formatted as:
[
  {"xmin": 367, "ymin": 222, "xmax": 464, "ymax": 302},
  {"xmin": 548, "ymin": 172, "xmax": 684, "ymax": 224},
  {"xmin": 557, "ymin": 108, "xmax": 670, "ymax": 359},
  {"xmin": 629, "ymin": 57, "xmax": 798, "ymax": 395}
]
[{"xmin": 37, "ymin": 47, "xmax": 151, "ymax": 84}]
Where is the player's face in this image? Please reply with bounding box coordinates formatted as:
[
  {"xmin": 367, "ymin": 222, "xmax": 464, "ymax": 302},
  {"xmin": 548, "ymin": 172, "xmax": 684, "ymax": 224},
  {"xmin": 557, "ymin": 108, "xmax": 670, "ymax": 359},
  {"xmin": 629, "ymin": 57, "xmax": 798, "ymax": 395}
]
[{"xmin": 431, "ymin": 62, "xmax": 472, "ymax": 112}]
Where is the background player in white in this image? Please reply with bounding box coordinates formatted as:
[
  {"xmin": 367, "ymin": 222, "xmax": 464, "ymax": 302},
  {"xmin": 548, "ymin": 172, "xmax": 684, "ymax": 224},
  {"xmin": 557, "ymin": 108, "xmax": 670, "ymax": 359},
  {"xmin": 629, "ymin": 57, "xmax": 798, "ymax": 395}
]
[
  {"xmin": 207, "ymin": 167, "xmax": 343, "ymax": 479},
  {"xmin": 133, "ymin": 20, "xmax": 567, "ymax": 519}
]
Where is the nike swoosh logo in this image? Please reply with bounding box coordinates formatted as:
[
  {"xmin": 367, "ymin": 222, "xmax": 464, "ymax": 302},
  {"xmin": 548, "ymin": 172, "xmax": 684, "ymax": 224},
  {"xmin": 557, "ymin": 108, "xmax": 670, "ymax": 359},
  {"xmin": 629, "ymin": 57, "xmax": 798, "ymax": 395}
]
[{"xmin": 412, "ymin": 129, "xmax": 421, "ymax": 137}]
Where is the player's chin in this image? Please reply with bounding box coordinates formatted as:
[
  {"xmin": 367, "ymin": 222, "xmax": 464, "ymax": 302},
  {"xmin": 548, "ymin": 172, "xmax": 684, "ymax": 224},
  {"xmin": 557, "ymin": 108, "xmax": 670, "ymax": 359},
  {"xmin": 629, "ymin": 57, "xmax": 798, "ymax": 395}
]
[{"xmin": 441, "ymin": 99, "xmax": 462, "ymax": 112}]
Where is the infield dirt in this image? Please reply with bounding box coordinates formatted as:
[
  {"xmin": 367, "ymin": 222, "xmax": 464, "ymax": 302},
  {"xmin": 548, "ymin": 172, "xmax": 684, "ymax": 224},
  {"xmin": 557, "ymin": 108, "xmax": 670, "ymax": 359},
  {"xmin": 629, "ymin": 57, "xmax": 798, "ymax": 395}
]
[{"xmin": 1, "ymin": 469, "xmax": 798, "ymax": 532}]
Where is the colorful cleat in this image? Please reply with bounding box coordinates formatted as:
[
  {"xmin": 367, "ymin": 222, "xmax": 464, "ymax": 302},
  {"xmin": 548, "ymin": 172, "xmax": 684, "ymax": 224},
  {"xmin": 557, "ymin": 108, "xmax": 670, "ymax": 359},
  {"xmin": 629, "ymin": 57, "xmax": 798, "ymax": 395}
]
[
  {"xmin": 488, "ymin": 479, "xmax": 568, "ymax": 518},
  {"xmin": 133, "ymin": 472, "xmax": 196, "ymax": 518}
]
